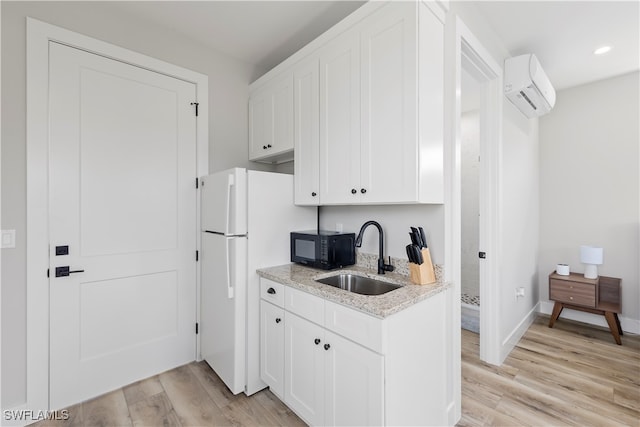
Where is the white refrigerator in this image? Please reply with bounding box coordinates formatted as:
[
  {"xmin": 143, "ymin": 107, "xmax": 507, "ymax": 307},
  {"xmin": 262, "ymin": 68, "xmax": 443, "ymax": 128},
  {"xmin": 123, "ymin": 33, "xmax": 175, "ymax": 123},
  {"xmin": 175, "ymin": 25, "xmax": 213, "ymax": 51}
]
[{"xmin": 200, "ymin": 167, "xmax": 316, "ymax": 395}]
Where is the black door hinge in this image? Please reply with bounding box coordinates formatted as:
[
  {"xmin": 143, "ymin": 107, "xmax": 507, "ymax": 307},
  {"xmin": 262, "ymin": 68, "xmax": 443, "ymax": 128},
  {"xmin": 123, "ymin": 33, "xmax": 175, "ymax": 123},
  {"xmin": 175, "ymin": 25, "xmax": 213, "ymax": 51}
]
[
  {"xmin": 196, "ymin": 250, "xmax": 199, "ymax": 262},
  {"xmin": 195, "ymin": 323, "xmax": 199, "ymax": 334},
  {"xmin": 190, "ymin": 102, "xmax": 199, "ymax": 117},
  {"xmin": 196, "ymin": 178, "xmax": 199, "ymax": 189}
]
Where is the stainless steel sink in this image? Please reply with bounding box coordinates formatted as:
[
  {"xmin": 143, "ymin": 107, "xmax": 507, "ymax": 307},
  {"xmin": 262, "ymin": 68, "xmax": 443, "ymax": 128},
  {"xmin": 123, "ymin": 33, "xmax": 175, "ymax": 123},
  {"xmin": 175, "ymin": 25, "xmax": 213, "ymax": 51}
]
[{"xmin": 315, "ymin": 273, "xmax": 400, "ymax": 296}]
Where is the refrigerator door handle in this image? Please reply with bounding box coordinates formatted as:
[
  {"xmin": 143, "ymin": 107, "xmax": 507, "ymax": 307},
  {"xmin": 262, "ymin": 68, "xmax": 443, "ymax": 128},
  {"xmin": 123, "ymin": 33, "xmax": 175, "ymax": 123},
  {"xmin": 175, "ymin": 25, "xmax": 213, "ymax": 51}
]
[
  {"xmin": 226, "ymin": 238, "xmax": 234, "ymax": 299},
  {"xmin": 225, "ymin": 174, "xmax": 235, "ymax": 236}
]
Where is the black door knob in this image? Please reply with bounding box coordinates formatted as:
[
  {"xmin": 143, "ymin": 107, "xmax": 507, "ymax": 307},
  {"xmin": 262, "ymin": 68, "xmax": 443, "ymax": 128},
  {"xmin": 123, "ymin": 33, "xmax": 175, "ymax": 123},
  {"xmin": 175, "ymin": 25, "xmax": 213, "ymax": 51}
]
[
  {"xmin": 314, "ymin": 338, "xmax": 321, "ymax": 345},
  {"xmin": 324, "ymin": 343, "xmax": 331, "ymax": 351},
  {"xmin": 351, "ymin": 189, "xmax": 357, "ymax": 194},
  {"xmin": 361, "ymin": 188, "xmax": 367, "ymax": 194},
  {"xmin": 275, "ymin": 318, "xmax": 281, "ymax": 323},
  {"xmin": 311, "ymin": 192, "xmax": 317, "ymax": 197}
]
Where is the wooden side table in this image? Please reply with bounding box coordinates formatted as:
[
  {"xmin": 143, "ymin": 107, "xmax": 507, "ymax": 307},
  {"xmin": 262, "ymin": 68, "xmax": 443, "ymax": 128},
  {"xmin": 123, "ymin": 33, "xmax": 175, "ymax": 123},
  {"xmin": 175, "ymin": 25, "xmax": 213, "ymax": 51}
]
[{"xmin": 548, "ymin": 272, "xmax": 622, "ymax": 345}]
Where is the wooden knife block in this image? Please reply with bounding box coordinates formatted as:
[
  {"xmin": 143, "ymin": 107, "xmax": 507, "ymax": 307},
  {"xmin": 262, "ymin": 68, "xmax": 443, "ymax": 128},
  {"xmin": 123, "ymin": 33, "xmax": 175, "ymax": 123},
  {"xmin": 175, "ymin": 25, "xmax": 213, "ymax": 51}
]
[{"xmin": 409, "ymin": 248, "xmax": 436, "ymax": 285}]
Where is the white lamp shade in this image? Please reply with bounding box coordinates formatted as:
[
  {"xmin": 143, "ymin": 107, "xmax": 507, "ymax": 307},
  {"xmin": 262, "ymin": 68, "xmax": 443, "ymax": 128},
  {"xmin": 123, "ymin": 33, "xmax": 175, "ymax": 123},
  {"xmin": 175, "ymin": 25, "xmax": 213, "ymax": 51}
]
[{"xmin": 580, "ymin": 246, "xmax": 603, "ymax": 265}]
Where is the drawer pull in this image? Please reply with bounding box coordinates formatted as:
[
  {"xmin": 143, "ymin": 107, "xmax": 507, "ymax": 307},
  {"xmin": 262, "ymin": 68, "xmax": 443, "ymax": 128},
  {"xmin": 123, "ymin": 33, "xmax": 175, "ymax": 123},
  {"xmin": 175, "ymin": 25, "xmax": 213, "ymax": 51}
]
[
  {"xmin": 324, "ymin": 343, "xmax": 331, "ymax": 351},
  {"xmin": 267, "ymin": 287, "xmax": 276, "ymax": 295},
  {"xmin": 570, "ymin": 297, "xmax": 574, "ymax": 300},
  {"xmin": 314, "ymin": 338, "xmax": 321, "ymax": 345},
  {"xmin": 275, "ymin": 318, "xmax": 281, "ymax": 323}
]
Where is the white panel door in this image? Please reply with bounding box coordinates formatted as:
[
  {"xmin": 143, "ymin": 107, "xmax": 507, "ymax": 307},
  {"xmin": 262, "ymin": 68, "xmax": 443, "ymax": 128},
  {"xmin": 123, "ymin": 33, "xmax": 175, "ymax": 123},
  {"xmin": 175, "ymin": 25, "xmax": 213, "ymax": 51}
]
[
  {"xmin": 324, "ymin": 330, "xmax": 384, "ymax": 426},
  {"xmin": 48, "ymin": 42, "xmax": 197, "ymax": 409},
  {"xmin": 319, "ymin": 29, "xmax": 361, "ymax": 204},
  {"xmin": 260, "ymin": 300, "xmax": 285, "ymax": 398},
  {"xmin": 284, "ymin": 312, "xmax": 325, "ymax": 426},
  {"xmin": 360, "ymin": 2, "xmax": 418, "ymax": 203}
]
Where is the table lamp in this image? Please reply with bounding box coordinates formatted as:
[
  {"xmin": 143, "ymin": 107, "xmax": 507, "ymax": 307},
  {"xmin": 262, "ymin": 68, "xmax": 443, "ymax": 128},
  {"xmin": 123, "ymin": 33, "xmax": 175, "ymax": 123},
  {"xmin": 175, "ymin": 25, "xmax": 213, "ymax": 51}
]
[{"xmin": 580, "ymin": 245, "xmax": 603, "ymax": 279}]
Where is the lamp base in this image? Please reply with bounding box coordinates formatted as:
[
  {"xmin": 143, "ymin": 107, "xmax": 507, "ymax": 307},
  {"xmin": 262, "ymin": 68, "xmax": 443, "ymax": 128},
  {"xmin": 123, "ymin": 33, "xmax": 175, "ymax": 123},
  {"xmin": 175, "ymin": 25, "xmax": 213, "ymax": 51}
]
[{"xmin": 584, "ymin": 264, "xmax": 598, "ymax": 279}]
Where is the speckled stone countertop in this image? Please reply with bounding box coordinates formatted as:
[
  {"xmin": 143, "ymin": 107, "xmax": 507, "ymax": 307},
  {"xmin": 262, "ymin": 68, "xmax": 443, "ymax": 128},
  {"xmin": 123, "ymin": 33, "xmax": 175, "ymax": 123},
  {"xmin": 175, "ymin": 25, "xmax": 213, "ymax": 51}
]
[{"xmin": 256, "ymin": 262, "xmax": 451, "ymax": 318}]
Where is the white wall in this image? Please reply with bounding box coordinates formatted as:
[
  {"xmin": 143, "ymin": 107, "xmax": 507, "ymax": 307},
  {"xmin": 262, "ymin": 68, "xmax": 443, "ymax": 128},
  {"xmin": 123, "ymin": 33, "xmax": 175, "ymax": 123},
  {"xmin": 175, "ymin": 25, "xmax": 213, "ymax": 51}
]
[
  {"xmin": 319, "ymin": 205, "xmax": 445, "ymax": 265},
  {"xmin": 538, "ymin": 72, "xmax": 640, "ymax": 331},
  {"xmin": 461, "ymin": 111, "xmax": 480, "ymax": 298},
  {"xmin": 1, "ymin": 1, "xmax": 271, "ymax": 409}
]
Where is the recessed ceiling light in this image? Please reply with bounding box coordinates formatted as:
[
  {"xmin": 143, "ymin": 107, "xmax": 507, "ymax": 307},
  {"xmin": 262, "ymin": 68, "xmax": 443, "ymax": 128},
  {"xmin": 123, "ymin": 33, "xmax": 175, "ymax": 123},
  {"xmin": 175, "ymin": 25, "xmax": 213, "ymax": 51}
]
[{"xmin": 593, "ymin": 46, "xmax": 612, "ymax": 55}]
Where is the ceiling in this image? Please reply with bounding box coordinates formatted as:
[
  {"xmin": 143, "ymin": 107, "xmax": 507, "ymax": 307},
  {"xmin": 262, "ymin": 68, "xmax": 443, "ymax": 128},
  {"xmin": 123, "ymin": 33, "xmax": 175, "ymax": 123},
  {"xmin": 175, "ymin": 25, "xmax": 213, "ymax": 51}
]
[{"xmin": 107, "ymin": 1, "xmax": 638, "ymax": 89}]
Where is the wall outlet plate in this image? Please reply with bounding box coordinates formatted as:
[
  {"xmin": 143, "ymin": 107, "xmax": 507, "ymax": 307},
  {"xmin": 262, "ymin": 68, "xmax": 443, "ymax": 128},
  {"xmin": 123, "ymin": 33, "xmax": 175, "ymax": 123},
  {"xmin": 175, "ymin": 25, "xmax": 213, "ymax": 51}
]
[{"xmin": 1, "ymin": 229, "xmax": 16, "ymax": 248}]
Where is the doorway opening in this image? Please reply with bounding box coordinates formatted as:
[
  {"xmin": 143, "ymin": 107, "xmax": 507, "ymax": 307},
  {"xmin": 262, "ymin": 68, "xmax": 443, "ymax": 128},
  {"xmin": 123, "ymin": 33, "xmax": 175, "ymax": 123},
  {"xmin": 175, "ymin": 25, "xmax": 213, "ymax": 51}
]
[{"xmin": 460, "ymin": 65, "xmax": 482, "ymax": 334}]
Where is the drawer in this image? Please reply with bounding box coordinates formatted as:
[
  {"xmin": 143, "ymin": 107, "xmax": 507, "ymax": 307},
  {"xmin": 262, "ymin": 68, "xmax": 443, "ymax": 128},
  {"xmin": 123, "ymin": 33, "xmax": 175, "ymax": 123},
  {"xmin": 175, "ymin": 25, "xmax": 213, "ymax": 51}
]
[
  {"xmin": 324, "ymin": 300, "xmax": 383, "ymax": 353},
  {"xmin": 260, "ymin": 278, "xmax": 285, "ymax": 308},
  {"xmin": 285, "ymin": 287, "xmax": 324, "ymax": 325},
  {"xmin": 550, "ymin": 279, "xmax": 596, "ymax": 308}
]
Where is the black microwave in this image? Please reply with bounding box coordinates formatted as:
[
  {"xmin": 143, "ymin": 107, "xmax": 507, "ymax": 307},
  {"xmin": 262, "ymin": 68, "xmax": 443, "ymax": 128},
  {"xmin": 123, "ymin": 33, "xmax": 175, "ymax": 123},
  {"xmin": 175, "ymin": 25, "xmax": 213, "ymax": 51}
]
[{"xmin": 290, "ymin": 230, "xmax": 356, "ymax": 270}]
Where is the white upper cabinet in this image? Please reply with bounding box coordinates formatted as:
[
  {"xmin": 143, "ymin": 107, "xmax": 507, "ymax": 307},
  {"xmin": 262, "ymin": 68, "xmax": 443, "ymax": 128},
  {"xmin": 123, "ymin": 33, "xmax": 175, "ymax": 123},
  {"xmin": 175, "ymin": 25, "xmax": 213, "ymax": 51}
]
[
  {"xmin": 249, "ymin": 72, "xmax": 294, "ymax": 163},
  {"xmin": 319, "ymin": 29, "xmax": 361, "ymax": 205},
  {"xmin": 294, "ymin": 56, "xmax": 321, "ymax": 205},
  {"xmin": 250, "ymin": 1, "xmax": 444, "ymax": 204}
]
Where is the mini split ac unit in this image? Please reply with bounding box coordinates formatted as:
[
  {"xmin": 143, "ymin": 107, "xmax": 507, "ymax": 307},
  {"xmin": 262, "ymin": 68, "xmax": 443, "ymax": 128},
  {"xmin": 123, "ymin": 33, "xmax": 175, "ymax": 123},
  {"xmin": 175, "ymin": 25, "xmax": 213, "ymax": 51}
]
[{"xmin": 504, "ymin": 54, "xmax": 556, "ymax": 118}]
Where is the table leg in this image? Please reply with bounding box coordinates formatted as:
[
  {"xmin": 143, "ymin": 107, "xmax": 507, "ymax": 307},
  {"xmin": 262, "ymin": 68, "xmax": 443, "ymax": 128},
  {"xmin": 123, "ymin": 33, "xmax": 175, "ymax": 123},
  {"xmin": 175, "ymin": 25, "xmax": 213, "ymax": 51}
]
[
  {"xmin": 548, "ymin": 302, "xmax": 563, "ymax": 328},
  {"xmin": 604, "ymin": 311, "xmax": 622, "ymax": 345},
  {"xmin": 614, "ymin": 313, "xmax": 623, "ymax": 336}
]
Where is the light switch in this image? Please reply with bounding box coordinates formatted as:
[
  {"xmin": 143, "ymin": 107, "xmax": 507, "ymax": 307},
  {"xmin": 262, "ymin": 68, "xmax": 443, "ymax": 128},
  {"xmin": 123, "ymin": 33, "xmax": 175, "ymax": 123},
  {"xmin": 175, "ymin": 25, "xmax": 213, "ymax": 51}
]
[{"xmin": 1, "ymin": 230, "xmax": 16, "ymax": 248}]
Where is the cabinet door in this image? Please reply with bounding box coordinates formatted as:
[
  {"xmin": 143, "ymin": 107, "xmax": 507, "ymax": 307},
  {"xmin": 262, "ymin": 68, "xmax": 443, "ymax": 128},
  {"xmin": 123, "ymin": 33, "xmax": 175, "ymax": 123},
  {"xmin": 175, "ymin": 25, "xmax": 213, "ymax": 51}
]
[
  {"xmin": 360, "ymin": 2, "xmax": 418, "ymax": 203},
  {"xmin": 260, "ymin": 300, "xmax": 285, "ymax": 398},
  {"xmin": 284, "ymin": 312, "xmax": 325, "ymax": 426},
  {"xmin": 324, "ymin": 330, "xmax": 384, "ymax": 427},
  {"xmin": 319, "ymin": 30, "xmax": 361, "ymax": 204},
  {"xmin": 249, "ymin": 73, "xmax": 294, "ymax": 161},
  {"xmin": 294, "ymin": 57, "xmax": 320, "ymax": 205},
  {"xmin": 249, "ymin": 87, "xmax": 271, "ymax": 160}
]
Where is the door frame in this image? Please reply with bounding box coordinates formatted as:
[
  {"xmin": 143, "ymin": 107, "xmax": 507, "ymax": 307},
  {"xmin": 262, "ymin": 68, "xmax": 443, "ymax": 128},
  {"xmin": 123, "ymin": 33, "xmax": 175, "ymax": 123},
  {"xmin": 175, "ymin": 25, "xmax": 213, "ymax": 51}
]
[
  {"xmin": 444, "ymin": 15, "xmax": 503, "ymax": 423},
  {"xmin": 26, "ymin": 18, "xmax": 208, "ymax": 412}
]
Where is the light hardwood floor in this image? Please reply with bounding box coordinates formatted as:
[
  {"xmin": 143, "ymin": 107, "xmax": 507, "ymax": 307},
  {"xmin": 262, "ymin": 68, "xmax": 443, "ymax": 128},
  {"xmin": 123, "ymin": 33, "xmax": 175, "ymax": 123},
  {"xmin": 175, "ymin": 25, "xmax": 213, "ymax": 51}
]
[
  {"xmin": 459, "ymin": 316, "xmax": 640, "ymax": 427},
  {"xmin": 31, "ymin": 315, "xmax": 639, "ymax": 426}
]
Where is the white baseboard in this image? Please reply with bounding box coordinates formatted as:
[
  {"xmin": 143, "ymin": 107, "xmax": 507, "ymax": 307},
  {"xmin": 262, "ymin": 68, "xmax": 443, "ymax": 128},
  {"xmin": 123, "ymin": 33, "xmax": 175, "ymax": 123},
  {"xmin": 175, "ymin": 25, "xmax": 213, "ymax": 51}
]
[
  {"xmin": 538, "ymin": 301, "xmax": 640, "ymax": 335},
  {"xmin": 500, "ymin": 302, "xmax": 539, "ymax": 363}
]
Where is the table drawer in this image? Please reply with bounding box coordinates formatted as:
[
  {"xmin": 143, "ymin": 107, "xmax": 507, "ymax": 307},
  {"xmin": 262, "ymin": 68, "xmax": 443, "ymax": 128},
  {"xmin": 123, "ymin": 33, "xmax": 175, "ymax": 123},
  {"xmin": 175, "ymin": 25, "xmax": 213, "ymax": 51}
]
[
  {"xmin": 550, "ymin": 279, "xmax": 596, "ymax": 307},
  {"xmin": 261, "ymin": 278, "xmax": 285, "ymax": 308}
]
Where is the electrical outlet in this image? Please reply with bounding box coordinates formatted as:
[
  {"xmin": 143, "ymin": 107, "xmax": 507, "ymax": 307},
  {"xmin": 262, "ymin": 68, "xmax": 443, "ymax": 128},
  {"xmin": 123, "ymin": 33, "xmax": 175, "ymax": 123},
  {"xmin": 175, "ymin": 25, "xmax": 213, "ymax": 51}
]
[
  {"xmin": 1, "ymin": 229, "xmax": 16, "ymax": 249},
  {"xmin": 515, "ymin": 287, "xmax": 525, "ymax": 299},
  {"xmin": 335, "ymin": 223, "xmax": 343, "ymax": 233}
]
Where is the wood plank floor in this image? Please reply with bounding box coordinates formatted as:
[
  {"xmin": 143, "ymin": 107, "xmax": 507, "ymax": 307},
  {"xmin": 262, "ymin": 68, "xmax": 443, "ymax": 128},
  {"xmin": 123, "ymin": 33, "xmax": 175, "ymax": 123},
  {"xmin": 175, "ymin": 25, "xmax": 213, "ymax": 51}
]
[
  {"xmin": 31, "ymin": 315, "xmax": 639, "ymax": 426},
  {"xmin": 458, "ymin": 315, "xmax": 640, "ymax": 427},
  {"xmin": 30, "ymin": 362, "xmax": 305, "ymax": 427}
]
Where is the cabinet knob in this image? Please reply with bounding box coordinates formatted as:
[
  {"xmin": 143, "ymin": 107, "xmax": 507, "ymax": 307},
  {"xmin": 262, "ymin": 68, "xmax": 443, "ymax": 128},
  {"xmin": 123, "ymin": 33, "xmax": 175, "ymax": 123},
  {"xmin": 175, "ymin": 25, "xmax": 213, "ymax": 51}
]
[
  {"xmin": 275, "ymin": 318, "xmax": 281, "ymax": 323},
  {"xmin": 360, "ymin": 188, "xmax": 367, "ymax": 194},
  {"xmin": 263, "ymin": 145, "xmax": 267, "ymax": 149},
  {"xmin": 324, "ymin": 343, "xmax": 331, "ymax": 351},
  {"xmin": 267, "ymin": 287, "xmax": 276, "ymax": 295},
  {"xmin": 311, "ymin": 192, "xmax": 317, "ymax": 197},
  {"xmin": 314, "ymin": 338, "xmax": 321, "ymax": 345},
  {"xmin": 351, "ymin": 189, "xmax": 357, "ymax": 194},
  {"xmin": 267, "ymin": 144, "xmax": 272, "ymax": 148},
  {"xmin": 570, "ymin": 297, "xmax": 574, "ymax": 300}
]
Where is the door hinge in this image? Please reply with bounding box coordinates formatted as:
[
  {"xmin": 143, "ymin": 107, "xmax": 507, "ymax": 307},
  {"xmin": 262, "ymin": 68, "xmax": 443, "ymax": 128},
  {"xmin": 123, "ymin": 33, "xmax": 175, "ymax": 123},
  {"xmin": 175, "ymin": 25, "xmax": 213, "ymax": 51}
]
[
  {"xmin": 195, "ymin": 323, "xmax": 199, "ymax": 334},
  {"xmin": 196, "ymin": 250, "xmax": 199, "ymax": 262},
  {"xmin": 190, "ymin": 102, "xmax": 199, "ymax": 117},
  {"xmin": 196, "ymin": 178, "xmax": 199, "ymax": 189}
]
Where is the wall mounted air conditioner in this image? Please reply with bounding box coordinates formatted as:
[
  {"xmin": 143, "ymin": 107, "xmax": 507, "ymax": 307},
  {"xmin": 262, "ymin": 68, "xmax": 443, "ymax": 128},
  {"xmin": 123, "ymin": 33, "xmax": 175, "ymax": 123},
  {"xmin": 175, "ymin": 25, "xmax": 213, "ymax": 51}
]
[{"xmin": 504, "ymin": 54, "xmax": 556, "ymax": 118}]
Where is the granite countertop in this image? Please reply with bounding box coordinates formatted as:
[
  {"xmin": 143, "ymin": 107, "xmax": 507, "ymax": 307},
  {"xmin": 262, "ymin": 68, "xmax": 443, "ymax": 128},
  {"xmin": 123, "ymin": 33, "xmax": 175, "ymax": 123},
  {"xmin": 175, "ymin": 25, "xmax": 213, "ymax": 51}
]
[{"xmin": 256, "ymin": 262, "xmax": 451, "ymax": 318}]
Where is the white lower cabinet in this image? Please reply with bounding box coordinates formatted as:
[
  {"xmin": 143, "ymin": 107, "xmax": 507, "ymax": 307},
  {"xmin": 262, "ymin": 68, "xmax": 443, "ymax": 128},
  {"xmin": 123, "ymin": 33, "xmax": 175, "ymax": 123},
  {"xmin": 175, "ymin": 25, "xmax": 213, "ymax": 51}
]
[
  {"xmin": 259, "ymin": 277, "xmax": 450, "ymax": 426},
  {"xmin": 260, "ymin": 300, "xmax": 285, "ymax": 398}
]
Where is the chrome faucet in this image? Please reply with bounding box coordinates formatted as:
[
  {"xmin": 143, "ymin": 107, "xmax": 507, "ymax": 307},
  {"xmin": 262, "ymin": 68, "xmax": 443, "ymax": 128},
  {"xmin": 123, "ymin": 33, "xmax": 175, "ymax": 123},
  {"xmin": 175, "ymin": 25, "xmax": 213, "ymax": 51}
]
[{"xmin": 355, "ymin": 221, "xmax": 395, "ymax": 275}]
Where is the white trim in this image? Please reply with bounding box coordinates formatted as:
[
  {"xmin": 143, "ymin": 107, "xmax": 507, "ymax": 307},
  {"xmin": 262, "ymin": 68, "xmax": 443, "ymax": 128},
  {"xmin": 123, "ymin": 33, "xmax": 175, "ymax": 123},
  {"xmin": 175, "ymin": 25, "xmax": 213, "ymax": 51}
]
[
  {"xmin": 539, "ymin": 301, "xmax": 640, "ymax": 335},
  {"xmin": 500, "ymin": 302, "xmax": 539, "ymax": 363},
  {"xmin": 444, "ymin": 15, "xmax": 503, "ymax": 424},
  {"xmin": 26, "ymin": 18, "xmax": 208, "ymax": 412}
]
